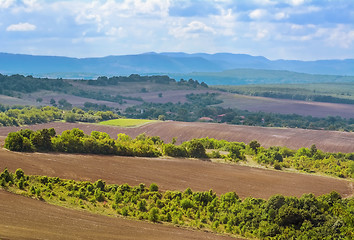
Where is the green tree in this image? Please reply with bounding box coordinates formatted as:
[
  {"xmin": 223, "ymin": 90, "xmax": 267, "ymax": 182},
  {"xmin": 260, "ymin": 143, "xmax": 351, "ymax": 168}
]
[
  {"xmin": 148, "ymin": 207, "xmax": 160, "ymax": 222},
  {"xmin": 4, "ymin": 132, "xmax": 34, "ymax": 152},
  {"xmin": 30, "ymin": 128, "xmax": 55, "ymax": 151},
  {"xmin": 249, "ymin": 140, "xmax": 261, "ymax": 153},
  {"xmin": 185, "ymin": 139, "xmax": 207, "ymax": 158},
  {"xmin": 149, "ymin": 183, "xmax": 159, "ymax": 192}
]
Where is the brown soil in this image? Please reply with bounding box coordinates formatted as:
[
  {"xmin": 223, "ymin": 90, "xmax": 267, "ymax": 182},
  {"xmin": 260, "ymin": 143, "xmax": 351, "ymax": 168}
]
[
  {"xmin": 218, "ymin": 94, "xmax": 354, "ymax": 118},
  {"xmin": 0, "ymin": 190, "xmax": 237, "ymax": 240},
  {"xmin": 1, "ymin": 121, "xmax": 353, "ymax": 153},
  {"xmin": 0, "ymin": 148, "xmax": 352, "ymax": 199}
]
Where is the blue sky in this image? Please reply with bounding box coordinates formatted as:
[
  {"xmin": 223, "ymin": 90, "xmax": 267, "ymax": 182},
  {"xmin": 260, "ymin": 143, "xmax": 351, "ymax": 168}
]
[{"xmin": 0, "ymin": 0, "xmax": 353, "ymax": 60}]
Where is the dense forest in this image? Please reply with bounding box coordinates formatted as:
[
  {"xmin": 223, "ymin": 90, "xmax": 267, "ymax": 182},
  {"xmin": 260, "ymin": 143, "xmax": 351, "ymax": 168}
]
[
  {"xmin": 1, "ymin": 168, "xmax": 353, "ymax": 239},
  {"xmin": 5, "ymin": 128, "xmax": 354, "ymax": 178}
]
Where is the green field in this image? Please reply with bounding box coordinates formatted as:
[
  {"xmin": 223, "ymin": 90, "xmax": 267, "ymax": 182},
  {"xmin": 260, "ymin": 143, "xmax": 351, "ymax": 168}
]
[{"xmin": 99, "ymin": 118, "xmax": 157, "ymax": 127}]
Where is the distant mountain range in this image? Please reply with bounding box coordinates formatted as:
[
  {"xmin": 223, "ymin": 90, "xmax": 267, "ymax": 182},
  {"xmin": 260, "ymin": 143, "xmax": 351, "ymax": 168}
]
[{"xmin": 0, "ymin": 52, "xmax": 353, "ymax": 83}]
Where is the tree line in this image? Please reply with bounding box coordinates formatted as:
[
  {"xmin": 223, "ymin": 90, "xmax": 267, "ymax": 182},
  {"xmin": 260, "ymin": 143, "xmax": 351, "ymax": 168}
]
[
  {"xmin": 5, "ymin": 129, "xmax": 354, "ymax": 178},
  {"xmin": 0, "ymin": 105, "xmax": 118, "ymax": 127},
  {"xmin": 1, "ymin": 168, "xmax": 353, "ymax": 240}
]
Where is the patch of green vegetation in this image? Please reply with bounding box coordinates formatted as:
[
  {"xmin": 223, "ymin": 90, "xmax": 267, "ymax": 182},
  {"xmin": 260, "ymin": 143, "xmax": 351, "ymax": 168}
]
[
  {"xmin": 1, "ymin": 168, "xmax": 353, "ymax": 240},
  {"xmin": 99, "ymin": 118, "xmax": 157, "ymax": 127},
  {"xmin": 0, "ymin": 105, "xmax": 119, "ymax": 126}
]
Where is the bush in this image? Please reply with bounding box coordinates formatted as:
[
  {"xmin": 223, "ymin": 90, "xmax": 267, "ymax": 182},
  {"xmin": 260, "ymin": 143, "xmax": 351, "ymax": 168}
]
[
  {"xmin": 184, "ymin": 139, "xmax": 207, "ymax": 158},
  {"xmin": 4, "ymin": 132, "xmax": 34, "ymax": 152},
  {"xmin": 181, "ymin": 199, "xmax": 194, "ymax": 210},
  {"xmin": 163, "ymin": 144, "xmax": 187, "ymax": 157},
  {"xmin": 274, "ymin": 162, "xmax": 282, "ymax": 170},
  {"xmin": 149, "ymin": 183, "xmax": 159, "ymax": 192},
  {"xmin": 148, "ymin": 207, "xmax": 160, "ymax": 222}
]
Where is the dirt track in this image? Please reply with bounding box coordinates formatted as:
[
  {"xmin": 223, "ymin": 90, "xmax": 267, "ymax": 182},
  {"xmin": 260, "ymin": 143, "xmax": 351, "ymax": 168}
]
[
  {"xmin": 0, "ymin": 148, "xmax": 352, "ymax": 199},
  {"xmin": 1, "ymin": 121, "xmax": 353, "ymax": 153},
  {"xmin": 0, "ymin": 190, "xmax": 237, "ymax": 240}
]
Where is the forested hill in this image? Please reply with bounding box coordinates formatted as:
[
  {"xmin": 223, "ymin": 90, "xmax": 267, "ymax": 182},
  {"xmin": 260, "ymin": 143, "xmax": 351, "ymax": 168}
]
[{"xmin": 1, "ymin": 52, "xmax": 354, "ymax": 79}]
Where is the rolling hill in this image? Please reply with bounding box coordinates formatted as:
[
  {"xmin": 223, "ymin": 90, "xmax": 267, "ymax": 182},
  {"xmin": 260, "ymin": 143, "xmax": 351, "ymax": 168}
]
[{"xmin": 1, "ymin": 52, "xmax": 354, "ymax": 81}]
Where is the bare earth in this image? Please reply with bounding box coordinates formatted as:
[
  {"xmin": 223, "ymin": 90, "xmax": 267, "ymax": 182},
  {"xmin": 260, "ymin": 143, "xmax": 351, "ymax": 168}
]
[
  {"xmin": 1, "ymin": 121, "xmax": 353, "ymax": 153},
  {"xmin": 0, "ymin": 147, "xmax": 352, "ymax": 199},
  {"xmin": 218, "ymin": 93, "xmax": 354, "ymax": 118},
  {"xmin": 0, "ymin": 190, "xmax": 237, "ymax": 240}
]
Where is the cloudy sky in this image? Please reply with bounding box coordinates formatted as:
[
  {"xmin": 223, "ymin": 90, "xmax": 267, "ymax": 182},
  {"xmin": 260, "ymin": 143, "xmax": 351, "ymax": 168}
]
[{"xmin": 0, "ymin": 0, "xmax": 353, "ymax": 60}]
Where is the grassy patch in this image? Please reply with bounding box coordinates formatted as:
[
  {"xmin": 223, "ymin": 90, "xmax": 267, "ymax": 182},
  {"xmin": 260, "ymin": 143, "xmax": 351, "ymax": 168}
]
[{"xmin": 99, "ymin": 118, "xmax": 157, "ymax": 127}]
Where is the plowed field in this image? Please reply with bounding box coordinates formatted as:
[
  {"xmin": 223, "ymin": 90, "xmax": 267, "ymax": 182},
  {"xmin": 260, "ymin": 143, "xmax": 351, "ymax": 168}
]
[
  {"xmin": 0, "ymin": 148, "xmax": 352, "ymax": 199},
  {"xmin": 1, "ymin": 121, "xmax": 353, "ymax": 152}
]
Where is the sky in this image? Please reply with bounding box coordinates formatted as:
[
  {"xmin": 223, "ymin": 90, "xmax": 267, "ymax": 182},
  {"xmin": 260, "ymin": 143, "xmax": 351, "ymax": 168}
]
[{"xmin": 0, "ymin": 0, "xmax": 353, "ymax": 60}]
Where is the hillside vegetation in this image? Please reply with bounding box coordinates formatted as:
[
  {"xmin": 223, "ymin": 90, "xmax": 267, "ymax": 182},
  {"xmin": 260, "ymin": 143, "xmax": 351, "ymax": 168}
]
[
  {"xmin": 4, "ymin": 128, "xmax": 354, "ymax": 179},
  {"xmin": 1, "ymin": 168, "xmax": 353, "ymax": 240}
]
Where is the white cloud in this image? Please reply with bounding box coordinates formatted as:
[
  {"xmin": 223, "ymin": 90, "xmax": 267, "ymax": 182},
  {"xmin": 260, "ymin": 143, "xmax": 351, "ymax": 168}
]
[
  {"xmin": 256, "ymin": 29, "xmax": 269, "ymax": 40},
  {"xmin": 326, "ymin": 25, "xmax": 354, "ymax": 48},
  {"xmin": 274, "ymin": 12, "xmax": 288, "ymax": 20},
  {"xmin": 0, "ymin": 0, "xmax": 14, "ymax": 9},
  {"xmin": 288, "ymin": 0, "xmax": 306, "ymax": 6},
  {"xmin": 6, "ymin": 22, "xmax": 36, "ymax": 31},
  {"xmin": 169, "ymin": 21, "xmax": 215, "ymax": 38},
  {"xmin": 211, "ymin": 8, "xmax": 237, "ymax": 36},
  {"xmin": 105, "ymin": 26, "xmax": 124, "ymax": 37},
  {"xmin": 249, "ymin": 9, "xmax": 268, "ymax": 20}
]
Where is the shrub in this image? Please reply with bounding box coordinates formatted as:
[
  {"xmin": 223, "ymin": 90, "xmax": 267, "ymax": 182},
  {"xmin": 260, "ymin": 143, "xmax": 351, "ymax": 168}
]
[
  {"xmin": 148, "ymin": 207, "xmax": 160, "ymax": 222},
  {"xmin": 149, "ymin": 183, "xmax": 159, "ymax": 192},
  {"xmin": 181, "ymin": 199, "xmax": 194, "ymax": 210},
  {"xmin": 5, "ymin": 132, "xmax": 34, "ymax": 152},
  {"xmin": 274, "ymin": 162, "xmax": 282, "ymax": 170},
  {"xmin": 15, "ymin": 168, "xmax": 24, "ymax": 179},
  {"xmin": 184, "ymin": 139, "xmax": 207, "ymax": 158}
]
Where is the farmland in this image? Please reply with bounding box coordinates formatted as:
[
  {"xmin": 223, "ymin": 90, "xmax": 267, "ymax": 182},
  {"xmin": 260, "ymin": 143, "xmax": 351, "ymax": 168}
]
[
  {"xmin": 217, "ymin": 93, "xmax": 354, "ymax": 119},
  {"xmin": 1, "ymin": 121, "xmax": 353, "ymax": 153},
  {"xmin": 1, "ymin": 74, "xmax": 354, "ymax": 239},
  {"xmin": 0, "ymin": 145, "xmax": 352, "ymax": 199}
]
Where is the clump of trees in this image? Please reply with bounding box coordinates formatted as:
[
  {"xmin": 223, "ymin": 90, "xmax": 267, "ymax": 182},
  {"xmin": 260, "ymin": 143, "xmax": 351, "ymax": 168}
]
[
  {"xmin": 0, "ymin": 105, "xmax": 119, "ymax": 127},
  {"xmin": 0, "ymin": 74, "xmax": 72, "ymax": 96},
  {"xmin": 86, "ymin": 74, "xmax": 208, "ymax": 89},
  {"xmin": 1, "ymin": 168, "xmax": 353, "ymax": 240},
  {"xmin": 248, "ymin": 141, "xmax": 354, "ymax": 178}
]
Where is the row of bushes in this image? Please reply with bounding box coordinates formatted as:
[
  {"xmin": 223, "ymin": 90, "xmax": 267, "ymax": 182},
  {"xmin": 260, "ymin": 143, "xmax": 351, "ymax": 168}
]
[
  {"xmin": 1, "ymin": 168, "xmax": 353, "ymax": 240},
  {"xmin": 5, "ymin": 128, "xmax": 354, "ymax": 178},
  {"xmin": 4, "ymin": 128, "xmax": 247, "ymax": 161},
  {"xmin": 0, "ymin": 106, "xmax": 119, "ymax": 126}
]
